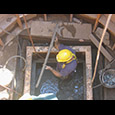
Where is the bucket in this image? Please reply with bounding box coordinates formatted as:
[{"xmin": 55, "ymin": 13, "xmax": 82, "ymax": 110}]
[
  {"xmin": 100, "ymin": 69, "xmax": 115, "ymax": 88},
  {"xmin": 0, "ymin": 68, "xmax": 14, "ymax": 91}
]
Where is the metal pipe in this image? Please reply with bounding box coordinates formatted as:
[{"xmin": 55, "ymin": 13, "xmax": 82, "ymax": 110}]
[
  {"xmin": 36, "ymin": 23, "xmax": 59, "ymax": 88},
  {"xmin": 4, "ymin": 55, "xmax": 26, "ymax": 71}
]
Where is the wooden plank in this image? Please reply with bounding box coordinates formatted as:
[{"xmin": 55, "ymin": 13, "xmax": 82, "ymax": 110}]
[
  {"xmin": 89, "ymin": 34, "xmax": 113, "ymax": 62},
  {"xmin": 19, "ymin": 14, "xmax": 37, "ymax": 20},
  {"xmin": 0, "ymin": 15, "xmax": 17, "ymax": 36},
  {"xmin": 15, "ymin": 14, "xmax": 23, "ymax": 29},
  {"xmin": 70, "ymin": 14, "xmax": 73, "ymax": 22},
  {"xmin": 0, "ymin": 14, "xmax": 37, "ymax": 36},
  {"xmin": 0, "ymin": 38, "xmax": 4, "ymax": 46},
  {"xmin": 44, "ymin": 14, "xmax": 47, "ymax": 21},
  {"xmin": 1, "ymin": 20, "xmax": 32, "ymax": 51},
  {"xmin": 112, "ymin": 43, "xmax": 115, "ymax": 50},
  {"xmin": 77, "ymin": 14, "xmax": 115, "ymax": 36},
  {"xmin": 78, "ymin": 14, "xmax": 97, "ymax": 20},
  {"xmin": 93, "ymin": 14, "xmax": 101, "ymax": 32},
  {"xmin": 91, "ymin": 13, "xmax": 112, "ymax": 84},
  {"xmin": 99, "ymin": 15, "xmax": 115, "ymax": 36}
]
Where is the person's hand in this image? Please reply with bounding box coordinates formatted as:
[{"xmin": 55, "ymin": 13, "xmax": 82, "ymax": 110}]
[{"xmin": 45, "ymin": 65, "xmax": 53, "ymax": 71}]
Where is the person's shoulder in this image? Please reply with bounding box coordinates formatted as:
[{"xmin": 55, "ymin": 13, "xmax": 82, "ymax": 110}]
[{"xmin": 67, "ymin": 60, "xmax": 77, "ymax": 67}]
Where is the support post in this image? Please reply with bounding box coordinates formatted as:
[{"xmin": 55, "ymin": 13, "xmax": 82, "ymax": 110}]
[
  {"xmin": 70, "ymin": 14, "xmax": 73, "ymax": 22},
  {"xmin": 15, "ymin": 14, "xmax": 23, "ymax": 29},
  {"xmin": 112, "ymin": 43, "xmax": 115, "ymax": 50},
  {"xmin": 44, "ymin": 14, "xmax": 47, "ymax": 21},
  {"xmin": 93, "ymin": 14, "xmax": 101, "ymax": 32},
  {"xmin": 0, "ymin": 38, "xmax": 4, "ymax": 46}
]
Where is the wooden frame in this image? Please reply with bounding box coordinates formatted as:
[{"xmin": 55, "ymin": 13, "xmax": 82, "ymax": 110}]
[
  {"xmin": 93, "ymin": 14, "xmax": 101, "ymax": 32},
  {"xmin": 15, "ymin": 14, "xmax": 23, "ymax": 29},
  {"xmin": 0, "ymin": 38, "xmax": 4, "ymax": 46},
  {"xmin": 70, "ymin": 14, "xmax": 73, "ymax": 22},
  {"xmin": 24, "ymin": 46, "xmax": 92, "ymax": 100},
  {"xmin": 44, "ymin": 14, "xmax": 47, "ymax": 21}
]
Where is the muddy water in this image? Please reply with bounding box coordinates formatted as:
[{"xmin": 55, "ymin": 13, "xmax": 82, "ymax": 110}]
[{"xmin": 34, "ymin": 63, "xmax": 84, "ymax": 100}]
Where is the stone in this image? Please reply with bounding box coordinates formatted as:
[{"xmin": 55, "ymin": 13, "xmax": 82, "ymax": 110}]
[
  {"xmin": 95, "ymin": 27, "xmax": 110, "ymax": 46},
  {"xmin": 30, "ymin": 21, "xmax": 92, "ymax": 39}
]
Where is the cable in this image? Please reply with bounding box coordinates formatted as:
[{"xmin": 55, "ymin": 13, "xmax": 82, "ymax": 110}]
[{"xmin": 3, "ymin": 55, "xmax": 26, "ymax": 71}]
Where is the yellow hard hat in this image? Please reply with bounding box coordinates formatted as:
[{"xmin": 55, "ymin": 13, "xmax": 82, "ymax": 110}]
[{"xmin": 56, "ymin": 49, "xmax": 74, "ymax": 62}]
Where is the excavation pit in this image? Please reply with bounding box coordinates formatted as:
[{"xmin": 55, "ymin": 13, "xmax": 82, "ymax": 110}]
[{"xmin": 24, "ymin": 46, "xmax": 93, "ymax": 100}]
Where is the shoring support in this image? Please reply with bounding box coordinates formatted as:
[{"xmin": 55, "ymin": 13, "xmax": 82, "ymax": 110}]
[
  {"xmin": 0, "ymin": 38, "xmax": 4, "ymax": 46},
  {"xmin": 70, "ymin": 14, "xmax": 73, "ymax": 22},
  {"xmin": 92, "ymin": 14, "xmax": 112, "ymax": 83},
  {"xmin": 92, "ymin": 14, "xmax": 101, "ymax": 32},
  {"xmin": 44, "ymin": 14, "xmax": 47, "ymax": 21},
  {"xmin": 15, "ymin": 14, "xmax": 23, "ymax": 29}
]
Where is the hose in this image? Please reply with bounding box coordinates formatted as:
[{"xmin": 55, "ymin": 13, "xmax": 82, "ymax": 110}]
[{"xmin": 3, "ymin": 55, "xmax": 26, "ymax": 71}]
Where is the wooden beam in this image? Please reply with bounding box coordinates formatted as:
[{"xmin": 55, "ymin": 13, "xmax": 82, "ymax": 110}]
[
  {"xmin": 89, "ymin": 34, "xmax": 113, "ymax": 62},
  {"xmin": 93, "ymin": 14, "xmax": 101, "ymax": 32},
  {"xmin": 112, "ymin": 43, "xmax": 115, "ymax": 50},
  {"xmin": 44, "ymin": 14, "xmax": 47, "ymax": 21},
  {"xmin": 0, "ymin": 38, "xmax": 4, "ymax": 46},
  {"xmin": 15, "ymin": 14, "xmax": 23, "ymax": 29},
  {"xmin": 91, "ymin": 14, "xmax": 112, "ymax": 84},
  {"xmin": 70, "ymin": 14, "xmax": 73, "ymax": 22}
]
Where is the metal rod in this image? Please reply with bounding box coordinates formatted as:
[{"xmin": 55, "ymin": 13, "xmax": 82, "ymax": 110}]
[
  {"xmin": 92, "ymin": 14, "xmax": 112, "ymax": 83},
  {"xmin": 36, "ymin": 23, "xmax": 59, "ymax": 88}
]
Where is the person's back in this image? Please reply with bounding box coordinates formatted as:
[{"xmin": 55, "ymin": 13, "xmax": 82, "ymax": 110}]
[{"xmin": 56, "ymin": 44, "xmax": 77, "ymax": 80}]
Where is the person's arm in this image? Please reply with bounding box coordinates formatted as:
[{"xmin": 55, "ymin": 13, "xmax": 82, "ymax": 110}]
[{"xmin": 45, "ymin": 65, "xmax": 62, "ymax": 78}]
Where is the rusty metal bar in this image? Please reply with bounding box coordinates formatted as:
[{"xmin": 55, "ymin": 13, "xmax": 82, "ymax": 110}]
[{"xmin": 70, "ymin": 14, "xmax": 73, "ymax": 22}]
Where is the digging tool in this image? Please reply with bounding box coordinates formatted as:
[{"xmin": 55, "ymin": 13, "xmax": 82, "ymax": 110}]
[{"xmin": 36, "ymin": 23, "xmax": 63, "ymax": 88}]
